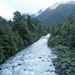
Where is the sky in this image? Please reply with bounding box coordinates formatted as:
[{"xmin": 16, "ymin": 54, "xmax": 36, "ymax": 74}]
[{"xmin": 0, "ymin": 0, "xmax": 74, "ymax": 19}]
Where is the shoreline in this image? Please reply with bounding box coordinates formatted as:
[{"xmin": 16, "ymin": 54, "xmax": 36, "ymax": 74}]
[{"xmin": 48, "ymin": 46, "xmax": 61, "ymax": 75}]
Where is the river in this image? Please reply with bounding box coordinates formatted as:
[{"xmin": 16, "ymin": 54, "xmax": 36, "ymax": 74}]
[{"xmin": 0, "ymin": 34, "xmax": 57, "ymax": 75}]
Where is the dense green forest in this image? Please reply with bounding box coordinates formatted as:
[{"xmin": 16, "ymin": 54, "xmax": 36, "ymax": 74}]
[
  {"xmin": 0, "ymin": 11, "xmax": 48, "ymax": 64},
  {"xmin": 48, "ymin": 12, "xmax": 75, "ymax": 75},
  {"xmin": 0, "ymin": 10, "xmax": 75, "ymax": 75}
]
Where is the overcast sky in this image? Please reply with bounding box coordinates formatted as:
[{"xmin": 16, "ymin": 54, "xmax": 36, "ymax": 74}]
[{"xmin": 0, "ymin": 0, "xmax": 74, "ymax": 19}]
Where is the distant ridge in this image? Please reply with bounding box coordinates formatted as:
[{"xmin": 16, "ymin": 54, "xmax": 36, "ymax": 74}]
[
  {"xmin": 36, "ymin": 1, "xmax": 75, "ymax": 25},
  {"xmin": 0, "ymin": 16, "xmax": 5, "ymax": 21}
]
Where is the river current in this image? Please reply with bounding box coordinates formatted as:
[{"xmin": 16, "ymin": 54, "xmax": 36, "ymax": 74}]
[{"xmin": 0, "ymin": 34, "xmax": 57, "ymax": 75}]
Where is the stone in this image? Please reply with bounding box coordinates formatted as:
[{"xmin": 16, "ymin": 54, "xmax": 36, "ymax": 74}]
[
  {"xmin": 0, "ymin": 68, "xmax": 2, "ymax": 70},
  {"xmin": 18, "ymin": 64, "xmax": 21, "ymax": 66},
  {"xmin": 38, "ymin": 57, "xmax": 42, "ymax": 59}
]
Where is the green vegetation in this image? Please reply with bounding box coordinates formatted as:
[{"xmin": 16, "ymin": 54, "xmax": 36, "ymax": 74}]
[
  {"xmin": 48, "ymin": 12, "xmax": 75, "ymax": 75},
  {"xmin": 0, "ymin": 10, "xmax": 75, "ymax": 75},
  {"xmin": 37, "ymin": 4, "xmax": 75, "ymax": 25},
  {"xmin": 0, "ymin": 11, "xmax": 48, "ymax": 64}
]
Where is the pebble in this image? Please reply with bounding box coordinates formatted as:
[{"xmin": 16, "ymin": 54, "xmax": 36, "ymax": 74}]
[
  {"xmin": 0, "ymin": 68, "xmax": 2, "ymax": 70},
  {"xmin": 38, "ymin": 57, "xmax": 42, "ymax": 59},
  {"xmin": 18, "ymin": 64, "xmax": 21, "ymax": 66}
]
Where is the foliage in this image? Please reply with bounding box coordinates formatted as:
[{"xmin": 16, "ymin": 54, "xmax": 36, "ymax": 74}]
[
  {"xmin": 36, "ymin": 4, "xmax": 75, "ymax": 25},
  {"xmin": 48, "ymin": 12, "xmax": 75, "ymax": 75},
  {"xmin": 0, "ymin": 11, "xmax": 48, "ymax": 64}
]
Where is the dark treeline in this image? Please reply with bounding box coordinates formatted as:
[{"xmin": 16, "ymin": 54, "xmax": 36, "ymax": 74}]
[
  {"xmin": 48, "ymin": 12, "xmax": 75, "ymax": 75},
  {"xmin": 0, "ymin": 11, "xmax": 48, "ymax": 64}
]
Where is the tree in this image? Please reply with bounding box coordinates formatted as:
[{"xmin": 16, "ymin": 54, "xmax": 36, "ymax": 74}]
[
  {"xmin": 50, "ymin": 23, "xmax": 55, "ymax": 36},
  {"xmin": 27, "ymin": 15, "xmax": 35, "ymax": 32},
  {"xmin": 13, "ymin": 11, "xmax": 22, "ymax": 22},
  {"xmin": 66, "ymin": 12, "xmax": 73, "ymax": 24}
]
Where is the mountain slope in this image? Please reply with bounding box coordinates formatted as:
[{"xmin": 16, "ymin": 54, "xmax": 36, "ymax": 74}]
[
  {"xmin": 0, "ymin": 16, "xmax": 5, "ymax": 21},
  {"xmin": 36, "ymin": 2, "xmax": 75, "ymax": 25}
]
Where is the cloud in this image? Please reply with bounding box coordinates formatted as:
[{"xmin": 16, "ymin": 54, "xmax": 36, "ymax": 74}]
[
  {"xmin": 0, "ymin": 0, "xmax": 74, "ymax": 19},
  {"xmin": 0, "ymin": 3, "xmax": 13, "ymax": 19}
]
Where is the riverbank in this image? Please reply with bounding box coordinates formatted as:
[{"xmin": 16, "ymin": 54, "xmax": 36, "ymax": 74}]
[
  {"xmin": 47, "ymin": 46, "xmax": 59, "ymax": 74},
  {"xmin": 48, "ymin": 36, "xmax": 75, "ymax": 75},
  {"xmin": 0, "ymin": 34, "xmax": 57, "ymax": 75}
]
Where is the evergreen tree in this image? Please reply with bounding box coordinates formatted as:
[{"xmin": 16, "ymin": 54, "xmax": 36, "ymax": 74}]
[{"xmin": 50, "ymin": 23, "xmax": 55, "ymax": 36}]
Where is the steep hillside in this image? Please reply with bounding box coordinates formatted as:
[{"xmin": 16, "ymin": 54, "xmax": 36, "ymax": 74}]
[
  {"xmin": 0, "ymin": 16, "xmax": 5, "ymax": 21},
  {"xmin": 36, "ymin": 3, "xmax": 75, "ymax": 25}
]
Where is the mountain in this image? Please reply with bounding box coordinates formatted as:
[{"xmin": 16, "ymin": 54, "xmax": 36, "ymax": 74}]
[
  {"xmin": 0, "ymin": 16, "xmax": 5, "ymax": 21},
  {"xmin": 24, "ymin": 9, "xmax": 44, "ymax": 19},
  {"xmin": 31, "ymin": 9, "xmax": 44, "ymax": 18},
  {"xmin": 36, "ymin": 1, "xmax": 75, "ymax": 25},
  {"xmin": 66, "ymin": 0, "xmax": 75, "ymax": 4}
]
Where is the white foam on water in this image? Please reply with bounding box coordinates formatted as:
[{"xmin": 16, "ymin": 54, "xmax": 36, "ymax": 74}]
[{"xmin": 0, "ymin": 34, "xmax": 58, "ymax": 75}]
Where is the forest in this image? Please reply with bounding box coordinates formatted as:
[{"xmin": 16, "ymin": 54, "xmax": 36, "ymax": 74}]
[
  {"xmin": 48, "ymin": 12, "xmax": 75, "ymax": 75},
  {"xmin": 0, "ymin": 11, "xmax": 48, "ymax": 64},
  {"xmin": 37, "ymin": 4, "xmax": 75, "ymax": 25},
  {"xmin": 0, "ymin": 10, "xmax": 75, "ymax": 75}
]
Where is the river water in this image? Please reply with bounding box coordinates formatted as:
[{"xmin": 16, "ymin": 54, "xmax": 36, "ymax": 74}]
[{"xmin": 0, "ymin": 34, "xmax": 57, "ymax": 75}]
